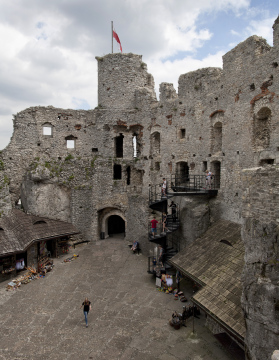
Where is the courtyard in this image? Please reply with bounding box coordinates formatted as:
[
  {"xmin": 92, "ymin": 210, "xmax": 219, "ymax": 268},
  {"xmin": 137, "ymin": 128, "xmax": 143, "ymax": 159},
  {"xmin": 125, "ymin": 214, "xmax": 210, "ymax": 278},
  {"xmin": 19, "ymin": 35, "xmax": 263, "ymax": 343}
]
[{"xmin": 0, "ymin": 237, "xmax": 240, "ymax": 360}]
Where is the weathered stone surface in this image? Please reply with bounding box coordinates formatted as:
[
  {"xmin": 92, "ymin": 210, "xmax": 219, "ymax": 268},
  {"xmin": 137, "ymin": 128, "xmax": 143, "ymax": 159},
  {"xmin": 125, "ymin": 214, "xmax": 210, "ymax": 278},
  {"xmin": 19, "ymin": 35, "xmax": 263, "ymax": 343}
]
[{"xmin": 0, "ymin": 15, "xmax": 279, "ymax": 360}]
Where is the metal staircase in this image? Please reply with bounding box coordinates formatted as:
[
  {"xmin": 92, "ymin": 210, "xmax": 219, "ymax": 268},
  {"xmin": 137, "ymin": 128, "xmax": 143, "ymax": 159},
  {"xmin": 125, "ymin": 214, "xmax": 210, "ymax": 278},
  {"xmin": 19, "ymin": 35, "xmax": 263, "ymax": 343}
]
[{"xmin": 147, "ymin": 174, "xmax": 218, "ymax": 274}]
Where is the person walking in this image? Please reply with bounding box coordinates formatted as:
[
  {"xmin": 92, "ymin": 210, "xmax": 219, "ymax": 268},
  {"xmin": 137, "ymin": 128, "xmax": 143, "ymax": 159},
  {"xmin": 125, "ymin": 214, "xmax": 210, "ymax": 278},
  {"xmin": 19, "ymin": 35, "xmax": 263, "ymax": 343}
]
[{"xmin": 80, "ymin": 297, "xmax": 91, "ymax": 327}]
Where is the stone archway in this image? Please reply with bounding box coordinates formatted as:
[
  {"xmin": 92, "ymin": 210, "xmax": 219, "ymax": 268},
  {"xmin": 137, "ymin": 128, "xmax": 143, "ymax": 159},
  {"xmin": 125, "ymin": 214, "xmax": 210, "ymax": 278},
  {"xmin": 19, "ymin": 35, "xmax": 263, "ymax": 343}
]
[
  {"xmin": 108, "ymin": 215, "xmax": 125, "ymax": 236},
  {"xmin": 99, "ymin": 208, "xmax": 126, "ymax": 239}
]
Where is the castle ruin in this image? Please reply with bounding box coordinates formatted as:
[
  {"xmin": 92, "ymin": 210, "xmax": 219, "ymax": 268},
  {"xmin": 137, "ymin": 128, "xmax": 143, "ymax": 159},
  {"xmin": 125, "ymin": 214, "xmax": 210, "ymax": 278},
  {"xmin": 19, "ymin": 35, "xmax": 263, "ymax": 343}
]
[{"xmin": 1, "ymin": 16, "xmax": 279, "ymax": 360}]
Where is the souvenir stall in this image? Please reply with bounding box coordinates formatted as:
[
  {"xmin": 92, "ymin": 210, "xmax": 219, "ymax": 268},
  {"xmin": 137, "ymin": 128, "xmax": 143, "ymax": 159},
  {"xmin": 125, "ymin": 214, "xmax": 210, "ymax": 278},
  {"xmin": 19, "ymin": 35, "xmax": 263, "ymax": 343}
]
[
  {"xmin": 37, "ymin": 240, "xmax": 53, "ymax": 274},
  {"xmin": 0, "ymin": 255, "xmax": 16, "ymax": 281}
]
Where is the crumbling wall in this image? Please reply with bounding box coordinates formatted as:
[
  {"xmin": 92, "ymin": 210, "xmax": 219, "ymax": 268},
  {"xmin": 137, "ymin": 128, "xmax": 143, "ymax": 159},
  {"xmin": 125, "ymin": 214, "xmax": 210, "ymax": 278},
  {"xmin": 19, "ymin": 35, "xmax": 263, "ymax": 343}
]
[
  {"xmin": 241, "ymin": 166, "xmax": 279, "ymax": 360},
  {"xmin": 0, "ymin": 163, "xmax": 12, "ymax": 217},
  {"xmin": 96, "ymin": 53, "xmax": 156, "ymax": 110}
]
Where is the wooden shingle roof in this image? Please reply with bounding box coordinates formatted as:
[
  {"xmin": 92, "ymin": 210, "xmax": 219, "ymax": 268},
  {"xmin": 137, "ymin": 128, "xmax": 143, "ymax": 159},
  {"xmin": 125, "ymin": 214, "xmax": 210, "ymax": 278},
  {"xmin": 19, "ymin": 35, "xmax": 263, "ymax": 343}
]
[
  {"xmin": 169, "ymin": 220, "xmax": 245, "ymax": 340},
  {"xmin": 0, "ymin": 209, "xmax": 79, "ymax": 256}
]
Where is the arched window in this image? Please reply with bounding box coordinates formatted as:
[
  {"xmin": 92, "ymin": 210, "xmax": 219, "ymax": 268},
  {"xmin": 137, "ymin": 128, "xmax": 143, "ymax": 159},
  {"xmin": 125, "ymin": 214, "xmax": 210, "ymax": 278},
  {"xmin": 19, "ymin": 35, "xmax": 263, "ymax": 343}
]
[
  {"xmin": 254, "ymin": 107, "xmax": 271, "ymax": 149},
  {"xmin": 150, "ymin": 132, "xmax": 160, "ymax": 156},
  {"xmin": 212, "ymin": 122, "xmax": 222, "ymax": 153}
]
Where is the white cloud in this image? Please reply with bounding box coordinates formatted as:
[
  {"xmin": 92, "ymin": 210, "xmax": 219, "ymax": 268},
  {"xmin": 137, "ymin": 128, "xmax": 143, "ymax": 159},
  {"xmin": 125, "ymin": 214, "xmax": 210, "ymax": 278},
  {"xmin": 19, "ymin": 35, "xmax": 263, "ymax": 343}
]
[
  {"xmin": 148, "ymin": 51, "xmax": 224, "ymax": 98},
  {"xmin": 0, "ymin": 0, "xmax": 276, "ymax": 149},
  {"xmin": 246, "ymin": 17, "xmax": 275, "ymax": 45}
]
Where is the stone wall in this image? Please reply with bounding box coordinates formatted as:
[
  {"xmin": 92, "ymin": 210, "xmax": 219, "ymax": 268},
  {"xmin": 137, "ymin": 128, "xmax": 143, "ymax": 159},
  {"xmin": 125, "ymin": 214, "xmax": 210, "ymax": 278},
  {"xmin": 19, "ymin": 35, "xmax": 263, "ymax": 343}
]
[
  {"xmin": 1, "ymin": 17, "xmax": 279, "ymax": 358},
  {"xmin": 241, "ymin": 166, "xmax": 279, "ymax": 360}
]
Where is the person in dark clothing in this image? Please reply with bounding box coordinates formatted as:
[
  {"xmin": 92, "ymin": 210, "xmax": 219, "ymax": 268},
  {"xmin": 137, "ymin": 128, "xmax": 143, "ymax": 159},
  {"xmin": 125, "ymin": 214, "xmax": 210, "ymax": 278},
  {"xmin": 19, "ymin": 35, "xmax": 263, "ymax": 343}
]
[
  {"xmin": 169, "ymin": 201, "xmax": 177, "ymax": 222},
  {"xmin": 80, "ymin": 297, "xmax": 91, "ymax": 327}
]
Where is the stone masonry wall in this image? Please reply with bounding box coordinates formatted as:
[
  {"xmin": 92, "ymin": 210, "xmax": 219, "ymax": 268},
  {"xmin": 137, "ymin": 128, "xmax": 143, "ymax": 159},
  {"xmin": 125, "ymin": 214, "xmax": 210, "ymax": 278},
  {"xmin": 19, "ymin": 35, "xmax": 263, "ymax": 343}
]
[
  {"xmin": 1, "ymin": 18, "xmax": 279, "ymax": 358},
  {"xmin": 241, "ymin": 166, "xmax": 279, "ymax": 360}
]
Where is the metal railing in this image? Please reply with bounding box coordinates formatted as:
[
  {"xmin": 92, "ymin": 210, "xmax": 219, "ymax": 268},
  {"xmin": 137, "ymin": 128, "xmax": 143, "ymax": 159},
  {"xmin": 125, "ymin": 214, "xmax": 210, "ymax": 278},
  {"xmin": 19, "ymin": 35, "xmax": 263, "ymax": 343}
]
[
  {"xmin": 148, "ymin": 207, "xmax": 180, "ymax": 240},
  {"xmin": 171, "ymin": 174, "xmax": 219, "ymax": 192}
]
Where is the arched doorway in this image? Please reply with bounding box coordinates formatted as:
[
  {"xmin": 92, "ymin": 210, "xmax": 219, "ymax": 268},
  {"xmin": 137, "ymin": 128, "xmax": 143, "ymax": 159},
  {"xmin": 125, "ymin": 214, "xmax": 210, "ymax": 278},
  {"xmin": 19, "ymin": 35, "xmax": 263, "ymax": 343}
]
[
  {"xmin": 99, "ymin": 208, "xmax": 127, "ymax": 239},
  {"xmin": 108, "ymin": 215, "xmax": 125, "ymax": 237}
]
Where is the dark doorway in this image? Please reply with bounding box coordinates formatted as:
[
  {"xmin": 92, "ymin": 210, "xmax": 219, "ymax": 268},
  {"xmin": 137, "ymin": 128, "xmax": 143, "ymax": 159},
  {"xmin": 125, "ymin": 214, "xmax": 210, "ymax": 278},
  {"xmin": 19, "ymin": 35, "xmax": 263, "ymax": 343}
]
[
  {"xmin": 211, "ymin": 161, "xmax": 221, "ymax": 188},
  {"xmin": 114, "ymin": 164, "xmax": 122, "ymax": 179},
  {"xmin": 126, "ymin": 166, "xmax": 131, "ymax": 185},
  {"xmin": 115, "ymin": 134, "xmax": 124, "ymax": 158},
  {"xmin": 108, "ymin": 215, "xmax": 125, "ymax": 236},
  {"xmin": 176, "ymin": 161, "xmax": 189, "ymax": 185}
]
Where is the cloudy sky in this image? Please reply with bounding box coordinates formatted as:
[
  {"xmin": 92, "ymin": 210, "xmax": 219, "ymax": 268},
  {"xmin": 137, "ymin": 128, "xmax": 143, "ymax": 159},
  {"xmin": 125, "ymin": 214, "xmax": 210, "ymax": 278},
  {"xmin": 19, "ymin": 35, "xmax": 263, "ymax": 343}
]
[{"xmin": 0, "ymin": 0, "xmax": 278, "ymax": 149}]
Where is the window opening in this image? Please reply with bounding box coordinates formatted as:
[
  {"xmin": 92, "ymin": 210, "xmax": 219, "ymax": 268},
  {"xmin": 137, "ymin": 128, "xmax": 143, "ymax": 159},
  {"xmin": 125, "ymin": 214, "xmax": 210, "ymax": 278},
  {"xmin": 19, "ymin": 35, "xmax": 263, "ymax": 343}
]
[
  {"xmin": 220, "ymin": 239, "xmax": 232, "ymax": 246},
  {"xmin": 155, "ymin": 162, "xmax": 160, "ymax": 171},
  {"xmin": 212, "ymin": 121, "xmax": 222, "ymax": 153},
  {"xmin": 211, "ymin": 161, "xmax": 221, "ymax": 189},
  {"xmin": 133, "ymin": 135, "xmax": 137, "ymax": 157},
  {"xmin": 92, "ymin": 148, "xmax": 98, "ymax": 152},
  {"xmin": 260, "ymin": 159, "xmax": 274, "ymax": 166},
  {"xmin": 65, "ymin": 135, "xmax": 77, "ymax": 149},
  {"xmin": 126, "ymin": 166, "xmax": 131, "ymax": 185},
  {"xmin": 254, "ymin": 107, "xmax": 271, "ymax": 149},
  {"xmin": 180, "ymin": 129, "xmax": 185, "ymax": 139},
  {"xmin": 33, "ymin": 220, "xmax": 47, "ymax": 225},
  {"xmin": 67, "ymin": 140, "xmax": 75, "ymax": 149},
  {"xmin": 113, "ymin": 164, "xmax": 122, "ymax": 180},
  {"xmin": 43, "ymin": 125, "xmax": 52, "ymax": 136},
  {"xmin": 202, "ymin": 161, "xmax": 207, "ymax": 172},
  {"xmin": 115, "ymin": 134, "xmax": 124, "ymax": 158},
  {"xmin": 150, "ymin": 132, "xmax": 160, "ymax": 156}
]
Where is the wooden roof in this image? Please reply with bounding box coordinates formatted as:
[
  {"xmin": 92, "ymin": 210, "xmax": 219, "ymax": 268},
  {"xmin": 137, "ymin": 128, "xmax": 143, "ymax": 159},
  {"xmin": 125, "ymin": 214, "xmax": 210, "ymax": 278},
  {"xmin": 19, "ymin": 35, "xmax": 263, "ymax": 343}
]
[
  {"xmin": 0, "ymin": 209, "xmax": 79, "ymax": 256},
  {"xmin": 169, "ymin": 220, "xmax": 245, "ymax": 340}
]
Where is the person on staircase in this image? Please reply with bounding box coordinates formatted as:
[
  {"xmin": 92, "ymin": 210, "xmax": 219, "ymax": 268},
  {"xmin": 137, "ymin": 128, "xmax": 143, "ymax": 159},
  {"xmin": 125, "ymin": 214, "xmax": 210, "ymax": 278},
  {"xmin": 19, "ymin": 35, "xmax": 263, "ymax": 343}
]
[
  {"xmin": 151, "ymin": 216, "xmax": 159, "ymax": 238},
  {"xmin": 169, "ymin": 201, "xmax": 177, "ymax": 222},
  {"xmin": 162, "ymin": 212, "xmax": 170, "ymax": 233},
  {"xmin": 162, "ymin": 178, "xmax": 167, "ymax": 197}
]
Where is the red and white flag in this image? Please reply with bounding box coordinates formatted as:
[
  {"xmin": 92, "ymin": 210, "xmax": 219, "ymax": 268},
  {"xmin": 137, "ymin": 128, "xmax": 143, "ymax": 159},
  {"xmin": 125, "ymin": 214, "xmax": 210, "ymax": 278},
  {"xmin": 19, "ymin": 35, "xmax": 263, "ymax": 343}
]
[{"xmin": 113, "ymin": 29, "xmax": 122, "ymax": 53}]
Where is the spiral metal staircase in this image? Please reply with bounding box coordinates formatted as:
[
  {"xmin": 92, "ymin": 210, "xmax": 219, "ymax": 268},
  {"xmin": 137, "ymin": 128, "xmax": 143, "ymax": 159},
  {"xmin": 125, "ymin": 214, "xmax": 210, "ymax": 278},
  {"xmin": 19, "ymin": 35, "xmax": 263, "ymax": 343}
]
[{"xmin": 147, "ymin": 174, "xmax": 218, "ymax": 274}]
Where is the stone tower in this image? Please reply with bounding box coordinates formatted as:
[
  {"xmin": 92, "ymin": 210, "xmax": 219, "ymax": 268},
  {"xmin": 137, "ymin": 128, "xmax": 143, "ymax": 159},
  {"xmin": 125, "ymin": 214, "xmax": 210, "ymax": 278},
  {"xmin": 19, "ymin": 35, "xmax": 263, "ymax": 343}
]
[{"xmin": 96, "ymin": 53, "xmax": 156, "ymax": 110}]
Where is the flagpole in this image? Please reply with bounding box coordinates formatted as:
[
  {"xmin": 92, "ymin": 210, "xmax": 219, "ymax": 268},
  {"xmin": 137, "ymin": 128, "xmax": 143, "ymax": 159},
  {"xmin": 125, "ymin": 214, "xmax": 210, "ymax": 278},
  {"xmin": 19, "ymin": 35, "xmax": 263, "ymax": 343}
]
[{"xmin": 111, "ymin": 21, "xmax": 113, "ymax": 54}]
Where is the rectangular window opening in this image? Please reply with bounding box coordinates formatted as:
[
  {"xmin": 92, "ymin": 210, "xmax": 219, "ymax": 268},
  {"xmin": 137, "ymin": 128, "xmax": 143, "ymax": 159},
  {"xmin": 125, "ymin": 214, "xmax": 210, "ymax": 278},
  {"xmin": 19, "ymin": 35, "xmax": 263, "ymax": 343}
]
[
  {"xmin": 67, "ymin": 140, "xmax": 75, "ymax": 149},
  {"xmin": 114, "ymin": 164, "xmax": 122, "ymax": 180},
  {"xmin": 43, "ymin": 126, "xmax": 52, "ymax": 136}
]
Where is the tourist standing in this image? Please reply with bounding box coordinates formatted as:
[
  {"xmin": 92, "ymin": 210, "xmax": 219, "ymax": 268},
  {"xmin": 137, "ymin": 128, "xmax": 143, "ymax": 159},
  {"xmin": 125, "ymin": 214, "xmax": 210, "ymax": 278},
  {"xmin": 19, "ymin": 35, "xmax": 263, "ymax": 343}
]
[
  {"xmin": 169, "ymin": 201, "xmax": 177, "ymax": 222},
  {"xmin": 162, "ymin": 178, "xmax": 167, "ymax": 197},
  {"xmin": 80, "ymin": 297, "xmax": 91, "ymax": 327},
  {"xmin": 151, "ymin": 216, "xmax": 158, "ymax": 238}
]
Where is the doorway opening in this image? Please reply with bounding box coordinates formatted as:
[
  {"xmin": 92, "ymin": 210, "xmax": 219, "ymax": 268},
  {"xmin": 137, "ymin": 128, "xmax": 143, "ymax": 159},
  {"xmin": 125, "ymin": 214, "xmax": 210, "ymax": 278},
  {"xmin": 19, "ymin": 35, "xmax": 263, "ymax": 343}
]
[{"xmin": 108, "ymin": 215, "xmax": 125, "ymax": 237}]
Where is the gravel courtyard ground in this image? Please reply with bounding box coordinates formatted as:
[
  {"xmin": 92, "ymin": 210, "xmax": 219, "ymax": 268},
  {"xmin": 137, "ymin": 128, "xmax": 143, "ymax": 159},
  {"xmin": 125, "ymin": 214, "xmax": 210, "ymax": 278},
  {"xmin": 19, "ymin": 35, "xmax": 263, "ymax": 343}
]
[{"xmin": 0, "ymin": 237, "xmax": 239, "ymax": 360}]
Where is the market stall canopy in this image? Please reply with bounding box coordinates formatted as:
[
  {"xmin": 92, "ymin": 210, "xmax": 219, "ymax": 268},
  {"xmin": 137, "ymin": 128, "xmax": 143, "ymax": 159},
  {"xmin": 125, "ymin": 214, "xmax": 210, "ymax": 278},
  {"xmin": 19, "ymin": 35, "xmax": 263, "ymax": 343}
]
[
  {"xmin": 169, "ymin": 220, "xmax": 245, "ymax": 341},
  {"xmin": 0, "ymin": 209, "xmax": 79, "ymax": 256}
]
